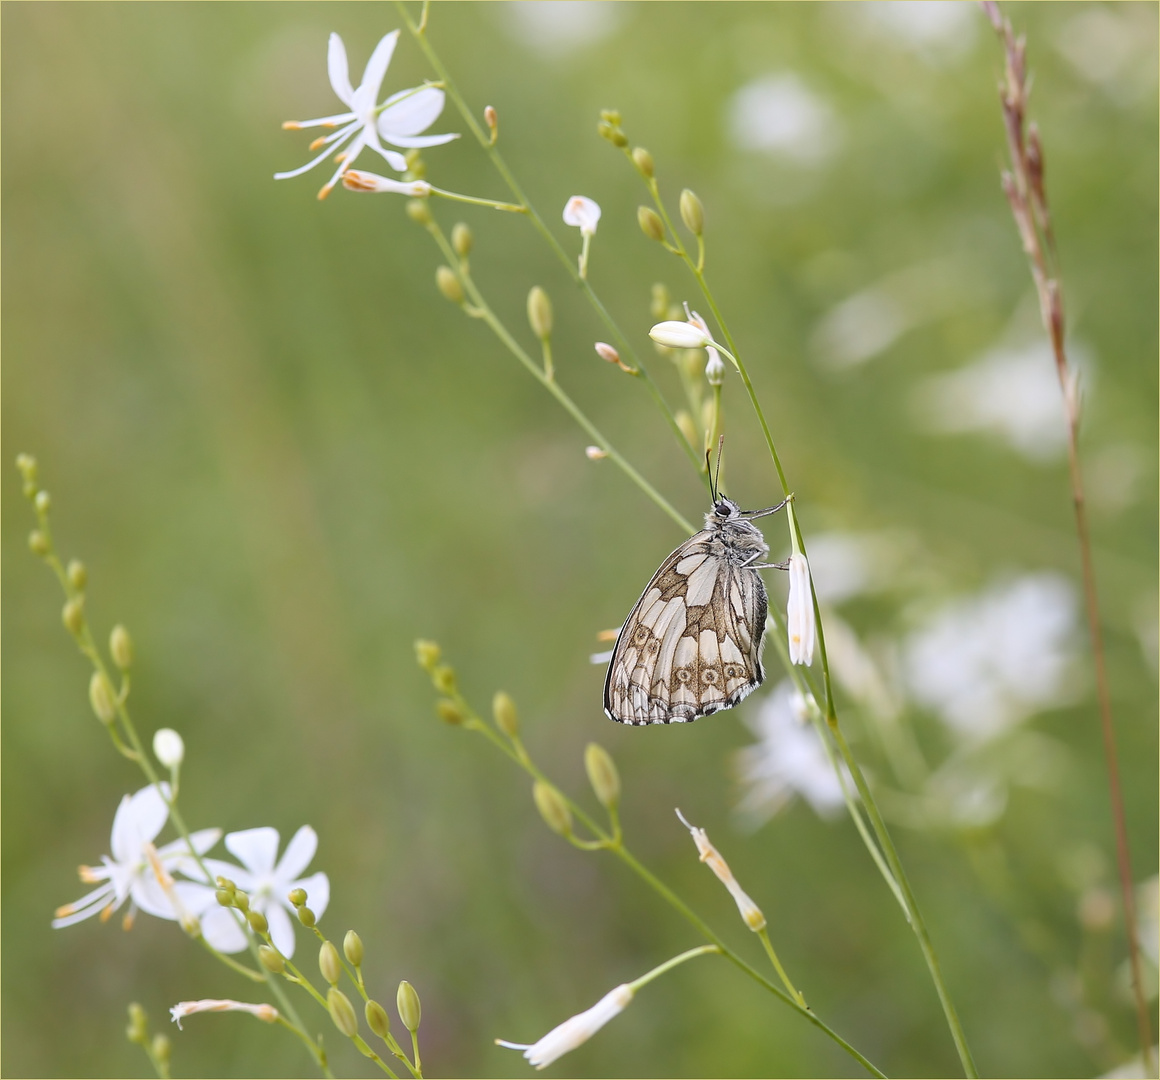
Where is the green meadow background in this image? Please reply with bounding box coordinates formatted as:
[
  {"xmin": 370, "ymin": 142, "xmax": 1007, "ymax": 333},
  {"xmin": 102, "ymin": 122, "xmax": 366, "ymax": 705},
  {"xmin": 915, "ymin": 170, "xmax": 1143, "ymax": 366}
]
[{"xmin": 3, "ymin": 3, "xmax": 1156, "ymax": 1077}]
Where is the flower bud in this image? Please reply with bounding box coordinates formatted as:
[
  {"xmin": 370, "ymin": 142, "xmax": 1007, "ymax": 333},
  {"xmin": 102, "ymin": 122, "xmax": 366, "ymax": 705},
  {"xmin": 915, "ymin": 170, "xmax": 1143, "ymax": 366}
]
[
  {"xmin": 406, "ymin": 198, "xmax": 431, "ymax": 225},
  {"xmin": 600, "ymin": 108, "xmax": 622, "ymax": 125},
  {"xmin": 28, "ymin": 529, "xmax": 49, "ymax": 556},
  {"xmin": 436, "ymin": 698, "xmax": 465, "ymax": 725},
  {"xmin": 151, "ymin": 1034, "xmax": 171, "ymax": 1065},
  {"xmin": 584, "ymin": 743, "xmax": 621, "ymax": 810},
  {"xmin": 327, "ymin": 987, "xmax": 359, "ymax": 1038},
  {"xmin": 234, "ymin": 891, "xmax": 250, "ymax": 912},
  {"xmin": 259, "ymin": 945, "xmax": 285, "ymax": 973},
  {"xmin": 298, "ymin": 905, "xmax": 317, "ymax": 928},
  {"xmin": 484, "ymin": 105, "xmax": 498, "ymax": 135},
  {"xmin": 343, "ymin": 929, "xmax": 364, "ymax": 967},
  {"xmin": 215, "ymin": 889, "xmax": 234, "ymax": 908},
  {"xmin": 319, "ymin": 940, "xmax": 342, "ymax": 985},
  {"xmin": 247, "ymin": 909, "xmax": 268, "ymax": 934},
  {"xmin": 366, "ymin": 998, "xmax": 392, "ymax": 1039},
  {"xmin": 649, "ymin": 321, "xmax": 711, "ymax": 350},
  {"xmin": 492, "ymin": 691, "xmax": 519, "ymax": 737},
  {"xmin": 35, "ymin": 490, "xmax": 51, "ymax": 514},
  {"xmin": 16, "ymin": 453, "xmax": 38, "ymax": 483},
  {"xmin": 705, "ymin": 351, "xmax": 726, "ymax": 387},
  {"xmin": 126, "ymin": 1002, "xmax": 148, "ymax": 1044},
  {"xmin": 432, "ymin": 664, "xmax": 457, "ymax": 693},
  {"xmin": 215, "ymin": 876, "xmax": 237, "ymax": 891},
  {"xmin": 153, "ymin": 728, "xmax": 184, "ymax": 768},
  {"xmin": 585, "ymin": 446, "xmax": 608, "ymax": 460},
  {"xmin": 451, "ymin": 222, "xmax": 473, "ymax": 257},
  {"xmin": 288, "ymin": 887, "xmax": 307, "ymax": 907},
  {"xmin": 527, "ymin": 286, "xmax": 553, "ymax": 340},
  {"xmin": 436, "ymin": 266, "xmax": 464, "ymax": 305},
  {"xmin": 62, "ymin": 597, "xmax": 84, "ymax": 635},
  {"xmin": 533, "ymin": 781, "xmax": 573, "ymax": 837},
  {"xmin": 679, "ymin": 188, "xmax": 704, "ymax": 236},
  {"xmin": 632, "ymin": 147, "xmax": 654, "ymax": 177},
  {"xmin": 397, "ymin": 981, "xmax": 421, "ymax": 1032},
  {"xmin": 89, "ymin": 671, "xmax": 117, "ymax": 724},
  {"xmin": 414, "ymin": 639, "xmax": 441, "ymax": 672},
  {"xmin": 675, "ymin": 410, "xmax": 699, "ymax": 450},
  {"xmin": 110, "ymin": 624, "xmax": 134, "ymax": 669},
  {"xmin": 637, "ymin": 206, "xmax": 665, "ymax": 243},
  {"xmin": 67, "ymin": 559, "xmax": 87, "ymax": 591}
]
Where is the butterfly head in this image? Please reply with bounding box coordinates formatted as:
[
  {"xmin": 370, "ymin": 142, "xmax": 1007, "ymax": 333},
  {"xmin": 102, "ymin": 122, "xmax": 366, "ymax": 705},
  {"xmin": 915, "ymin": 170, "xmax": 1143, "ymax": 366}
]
[{"xmin": 707, "ymin": 495, "xmax": 743, "ymax": 525}]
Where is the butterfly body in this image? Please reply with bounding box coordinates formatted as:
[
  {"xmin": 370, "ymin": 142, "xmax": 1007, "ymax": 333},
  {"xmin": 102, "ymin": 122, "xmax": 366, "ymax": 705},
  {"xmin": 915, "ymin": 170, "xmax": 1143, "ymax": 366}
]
[{"xmin": 604, "ymin": 496, "xmax": 778, "ymax": 726}]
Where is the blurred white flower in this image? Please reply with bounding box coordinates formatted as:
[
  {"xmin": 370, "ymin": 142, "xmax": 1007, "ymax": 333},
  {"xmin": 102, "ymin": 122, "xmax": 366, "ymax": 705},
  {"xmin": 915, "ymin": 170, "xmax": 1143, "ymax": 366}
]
[
  {"xmin": 200, "ymin": 826, "xmax": 329, "ymax": 958},
  {"xmin": 786, "ymin": 553, "xmax": 816, "ymax": 666},
  {"xmin": 275, "ymin": 32, "xmax": 457, "ymax": 199},
  {"xmin": 911, "ymin": 342, "xmax": 1094, "ymax": 463},
  {"xmin": 504, "ymin": 1, "xmax": 622, "ymax": 56},
  {"xmin": 735, "ymin": 680, "xmax": 845, "ymax": 825},
  {"xmin": 903, "ymin": 573, "xmax": 1080, "ymax": 743},
  {"xmin": 563, "ymin": 195, "xmax": 601, "ymax": 237},
  {"xmin": 1055, "ymin": 5, "xmax": 1158, "ymax": 104},
  {"xmin": 153, "ymin": 728, "xmax": 185, "ymax": 768},
  {"xmin": 170, "ymin": 998, "xmax": 279, "ymax": 1030},
  {"xmin": 497, "ymin": 983, "xmax": 633, "ymax": 1069},
  {"xmin": 727, "ymin": 74, "xmax": 841, "ymax": 166},
  {"xmin": 857, "ymin": 2, "xmax": 978, "ymax": 60},
  {"xmin": 52, "ymin": 784, "xmax": 220, "ymax": 929}
]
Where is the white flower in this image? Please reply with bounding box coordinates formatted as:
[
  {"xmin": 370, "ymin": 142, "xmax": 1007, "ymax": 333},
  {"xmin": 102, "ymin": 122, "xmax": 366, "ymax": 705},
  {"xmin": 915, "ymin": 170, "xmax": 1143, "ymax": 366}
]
[
  {"xmin": 52, "ymin": 784, "xmax": 220, "ymax": 930},
  {"xmin": 562, "ymin": 195, "xmax": 601, "ymax": 237},
  {"xmin": 170, "ymin": 999, "xmax": 278, "ymax": 1031},
  {"xmin": 786, "ymin": 552, "xmax": 816, "ymax": 665},
  {"xmin": 675, "ymin": 809, "xmax": 765, "ymax": 931},
  {"xmin": 497, "ymin": 984, "xmax": 634, "ymax": 1069},
  {"xmin": 342, "ymin": 170, "xmax": 432, "ymax": 196},
  {"xmin": 153, "ymin": 728, "xmax": 184, "ymax": 768},
  {"xmin": 734, "ymin": 680, "xmax": 845, "ymax": 825},
  {"xmin": 275, "ymin": 32, "xmax": 458, "ymax": 199},
  {"xmin": 200, "ymin": 826, "xmax": 329, "ymax": 958},
  {"xmin": 649, "ymin": 320, "xmax": 712, "ymax": 350}
]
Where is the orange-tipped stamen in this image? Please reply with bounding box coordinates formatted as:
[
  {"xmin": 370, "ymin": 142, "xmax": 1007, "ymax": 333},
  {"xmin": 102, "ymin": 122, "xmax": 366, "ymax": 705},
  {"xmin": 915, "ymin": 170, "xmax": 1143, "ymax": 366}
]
[
  {"xmin": 79, "ymin": 864, "xmax": 101, "ymax": 883},
  {"xmin": 309, "ymin": 136, "xmax": 327, "ymax": 151},
  {"xmin": 282, "ymin": 121, "xmax": 301, "ymax": 130},
  {"xmin": 99, "ymin": 902, "xmax": 116, "ymax": 923},
  {"xmin": 55, "ymin": 902, "xmax": 76, "ymax": 918},
  {"xmin": 122, "ymin": 910, "xmax": 135, "ymax": 931}
]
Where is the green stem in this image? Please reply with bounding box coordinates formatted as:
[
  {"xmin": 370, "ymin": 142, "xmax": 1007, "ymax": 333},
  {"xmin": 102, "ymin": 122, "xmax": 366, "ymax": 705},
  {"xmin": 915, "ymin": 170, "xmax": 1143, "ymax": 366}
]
[
  {"xmin": 757, "ymin": 928, "xmax": 806, "ymax": 1008},
  {"xmin": 628, "ymin": 944, "xmax": 721, "ymax": 992}
]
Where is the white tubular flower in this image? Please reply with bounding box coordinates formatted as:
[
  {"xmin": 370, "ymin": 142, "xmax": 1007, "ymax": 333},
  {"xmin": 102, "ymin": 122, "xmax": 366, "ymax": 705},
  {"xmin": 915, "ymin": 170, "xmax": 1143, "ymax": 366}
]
[
  {"xmin": 787, "ymin": 552, "xmax": 816, "ymax": 666},
  {"xmin": 199, "ymin": 826, "xmax": 329, "ymax": 958},
  {"xmin": 170, "ymin": 999, "xmax": 279, "ymax": 1031},
  {"xmin": 649, "ymin": 320, "xmax": 712, "ymax": 349},
  {"xmin": 563, "ymin": 195, "xmax": 601, "ymax": 237},
  {"xmin": 275, "ymin": 31, "xmax": 458, "ymax": 199},
  {"xmin": 497, "ymin": 984, "xmax": 634, "ymax": 1069},
  {"xmin": 52, "ymin": 784, "xmax": 221, "ymax": 930},
  {"xmin": 153, "ymin": 728, "xmax": 184, "ymax": 768},
  {"xmin": 675, "ymin": 809, "xmax": 766, "ymax": 931},
  {"xmin": 342, "ymin": 170, "xmax": 432, "ymax": 196}
]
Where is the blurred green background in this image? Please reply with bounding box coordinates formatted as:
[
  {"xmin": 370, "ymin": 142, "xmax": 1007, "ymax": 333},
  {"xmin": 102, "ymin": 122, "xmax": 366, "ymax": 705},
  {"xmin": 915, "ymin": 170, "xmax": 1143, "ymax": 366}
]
[{"xmin": 3, "ymin": 2, "xmax": 1156, "ymax": 1077}]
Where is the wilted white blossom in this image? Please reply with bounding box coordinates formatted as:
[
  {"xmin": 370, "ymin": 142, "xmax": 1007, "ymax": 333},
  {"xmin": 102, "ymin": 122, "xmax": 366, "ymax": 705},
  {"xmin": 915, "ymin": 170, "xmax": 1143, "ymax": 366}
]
[
  {"xmin": 497, "ymin": 984, "xmax": 634, "ymax": 1069},
  {"xmin": 170, "ymin": 999, "xmax": 279, "ymax": 1030},
  {"xmin": 786, "ymin": 552, "xmax": 816, "ymax": 665}
]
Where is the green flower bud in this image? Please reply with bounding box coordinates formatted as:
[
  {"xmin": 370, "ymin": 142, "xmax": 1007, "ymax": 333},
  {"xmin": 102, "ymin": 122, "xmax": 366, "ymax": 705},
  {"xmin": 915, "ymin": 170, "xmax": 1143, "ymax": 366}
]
[
  {"xmin": 88, "ymin": 671, "xmax": 117, "ymax": 724},
  {"xmin": 597, "ymin": 119, "xmax": 616, "ymax": 142},
  {"xmin": 414, "ymin": 639, "xmax": 441, "ymax": 671},
  {"xmin": 637, "ymin": 206, "xmax": 665, "ymax": 243},
  {"xmin": 15, "ymin": 453, "xmax": 38, "ymax": 483},
  {"xmin": 34, "ymin": 490, "xmax": 51, "ymax": 514},
  {"xmin": 406, "ymin": 199, "xmax": 432, "ymax": 225},
  {"xmin": 298, "ymin": 905, "xmax": 317, "ymax": 928},
  {"xmin": 532, "ymin": 780, "xmax": 573, "ymax": 838},
  {"xmin": 527, "ymin": 286, "xmax": 553, "ymax": 340},
  {"xmin": 215, "ymin": 889, "xmax": 234, "ymax": 908},
  {"xmin": 288, "ymin": 887, "xmax": 307, "ymax": 907},
  {"xmin": 396, "ymin": 980, "xmax": 421, "ymax": 1032},
  {"xmin": 451, "ymin": 222, "xmax": 473, "ymax": 257},
  {"xmin": 215, "ymin": 875, "xmax": 235, "ymax": 890},
  {"xmin": 62, "ymin": 597, "xmax": 85, "ymax": 635},
  {"xmin": 67, "ymin": 559, "xmax": 87, "ymax": 591},
  {"xmin": 679, "ymin": 188, "xmax": 704, "ymax": 236},
  {"xmin": 436, "ymin": 266, "xmax": 464, "ymax": 305},
  {"xmin": 632, "ymin": 147, "xmax": 654, "ymax": 177},
  {"xmin": 327, "ymin": 987, "xmax": 359, "ymax": 1038},
  {"xmin": 584, "ymin": 743, "xmax": 621, "ymax": 810},
  {"xmin": 151, "ymin": 1034, "xmax": 171, "ymax": 1065},
  {"xmin": 600, "ymin": 108, "xmax": 622, "ymax": 125},
  {"xmin": 344, "ymin": 929, "xmax": 364, "ymax": 967},
  {"xmin": 247, "ymin": 909, "xmax": 268, "ymax": 934},
  {"xmin": 492, "ymin": 691, "xmax": 519, "ymax": 738},
  {"xmin": 110, "ymin": 625, "xmax": 134, "ymax": 669},
  {"xmin": 234, "ymin": 891, "xmax": 250, "ymax": 913},
  {"xmin": 436, "ymin": 698, "xmax": 465, "ymax": 726},
  {"xmin": 319, "ymin": 940, "xmax": 342, "ymax": 985},
  {"xmin": 126, "ymin": 1002, "xmax": 148, "ymax": 1044},
  {"xmin": 28, "ymin": 529, "xmax": 49, "ymax": 556},
  {"xmin": 432, "ymin": 664, "xmax": 457, "ymax": 693},
  {"xmin": 259, "ymin": 945, "xmax": 285, "ymax": 973},
  {"xmin": 365, "ymin": 998, "xmax": 392, "ymax": 1040}
]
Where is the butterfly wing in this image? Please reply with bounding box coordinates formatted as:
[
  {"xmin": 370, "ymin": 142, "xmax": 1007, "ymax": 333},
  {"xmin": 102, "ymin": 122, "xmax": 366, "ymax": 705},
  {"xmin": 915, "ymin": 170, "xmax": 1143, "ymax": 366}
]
[{"xmin": 604, "ymin": 533, "xmax": 768, "ymax": 725}]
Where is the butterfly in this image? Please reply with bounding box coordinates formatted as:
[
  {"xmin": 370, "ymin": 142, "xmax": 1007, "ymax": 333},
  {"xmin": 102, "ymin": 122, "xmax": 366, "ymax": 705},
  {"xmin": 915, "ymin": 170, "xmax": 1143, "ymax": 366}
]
[{"xmin": 604, "ymin": 469, "xmax": 788, "ymax": 726}]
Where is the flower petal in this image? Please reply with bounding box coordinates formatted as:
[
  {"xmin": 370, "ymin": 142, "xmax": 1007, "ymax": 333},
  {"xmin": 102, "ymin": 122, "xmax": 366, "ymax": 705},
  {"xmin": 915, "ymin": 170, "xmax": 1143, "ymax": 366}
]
[
  {"xmin": 274, "ymin": 825, "xmax": 317, "ymax": 882},
  {"xmin": 131, "ymin": 874, "xmax": 181, "ymax": 920},
  {"xmin": 367, "ymin": 144, "xmax": 409, "ymax": 173},
  {"xmin": 327, "ymin": 33, "xmax": 354, "ymax": 107},
  {"xmin": 291, "ymin": 871, "xmax": 330, "ymax": 920},
  {"xmin": 265, "ymin": 901, "xmax": 297, "ymax": 958},
  {"xmin": 158, "ymin": 828, "xmax": 222, "ymax": 875},
  {"xmin": 111, "ymin": 784, "xmax": 170, "ymax": 863},
  {"xmin": 199, "ymin": 906, "xmax": 249, "ymax": 953},
  {"xmin": 200, "ymin": 857, "xmax": 255, "ymax": 892},
  {"xmin": 378, "ymin": 86, "xmax": 447, "ymax": 137},
  {"xmin": 379, "ymin": 131, "xmax": 460, "ymax": 149},
  {"xmin": 52, "ymin": 883, "xmax": 116, "ymax": 928},
  {"xmin": 224, "ymin": 828, "xmax": 280, "ymax": 876},
  {"xmin": 354, "ymin": 31, "xmax": 400, "ymax": 112}
]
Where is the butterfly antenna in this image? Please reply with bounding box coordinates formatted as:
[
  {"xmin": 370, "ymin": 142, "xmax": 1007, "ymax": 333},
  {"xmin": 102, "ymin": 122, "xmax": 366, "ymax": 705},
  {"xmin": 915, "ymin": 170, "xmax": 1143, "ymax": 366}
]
[
  {"xmin": 714, "ymin": 435, "xmax": 725, "ymax": 499},
  {"xmin": 705, "ymin": 448, "xmax": 716, "ymax": 502}
]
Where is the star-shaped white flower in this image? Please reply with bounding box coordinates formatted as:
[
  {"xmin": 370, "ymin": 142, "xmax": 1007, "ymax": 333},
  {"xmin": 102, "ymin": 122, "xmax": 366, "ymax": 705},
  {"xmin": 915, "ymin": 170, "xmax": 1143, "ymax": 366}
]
[
  {"xmin": 275, "ymin": 31, "xmax": 459, "ymax": 200},
  {"xmin": 52, "ymin": 784, "xmax": 221, "ymax": 930},
  {"xmin": 200, "ymin": 826, "xmax": 329, "ymax": 958}
]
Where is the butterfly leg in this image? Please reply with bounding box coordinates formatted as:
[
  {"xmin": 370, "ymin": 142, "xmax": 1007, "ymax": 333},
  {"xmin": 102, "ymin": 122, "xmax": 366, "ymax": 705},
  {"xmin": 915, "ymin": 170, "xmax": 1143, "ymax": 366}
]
[
  {"xmin": 741, "ymin": 497, "xmax": 790, "ymax": 519},
  {"xmin": 746, "ymin": 556, "xmax": 791, "ymax": 571}
]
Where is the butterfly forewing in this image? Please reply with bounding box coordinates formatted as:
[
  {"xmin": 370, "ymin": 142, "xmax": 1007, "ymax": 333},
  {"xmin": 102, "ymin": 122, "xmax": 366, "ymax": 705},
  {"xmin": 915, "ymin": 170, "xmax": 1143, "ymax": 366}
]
[{"xmin": 604, "ymin": 504, "xmax": 770, "ymax": 725}]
